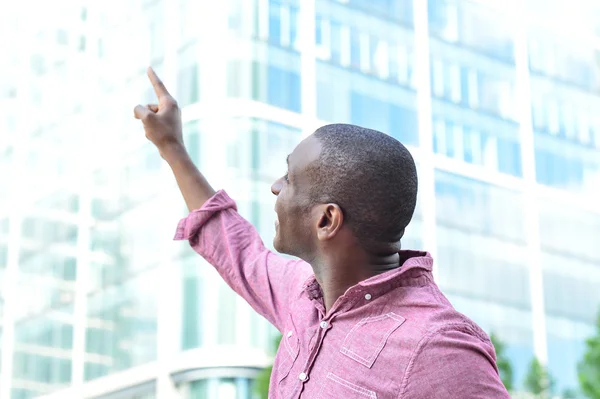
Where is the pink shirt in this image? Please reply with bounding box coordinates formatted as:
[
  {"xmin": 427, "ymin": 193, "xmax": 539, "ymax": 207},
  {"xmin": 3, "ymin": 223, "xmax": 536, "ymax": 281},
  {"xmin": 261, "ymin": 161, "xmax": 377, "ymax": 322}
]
[{"xmin": 174, "ymin": 190, "xmax": 510, "ymax": 398}]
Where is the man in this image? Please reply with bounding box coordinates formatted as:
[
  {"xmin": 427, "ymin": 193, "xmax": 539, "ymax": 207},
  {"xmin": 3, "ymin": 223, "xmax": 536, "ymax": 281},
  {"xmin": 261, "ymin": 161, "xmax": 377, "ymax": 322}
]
[{"xmin": 134, "ymin": 68, "xmax": 511, "ymax": 398}]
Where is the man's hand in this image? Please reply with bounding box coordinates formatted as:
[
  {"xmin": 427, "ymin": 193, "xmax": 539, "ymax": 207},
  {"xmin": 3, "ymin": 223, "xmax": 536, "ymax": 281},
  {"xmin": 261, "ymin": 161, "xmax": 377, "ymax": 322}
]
[
  {"xmin": 134, "ymin": 67, "xmax": 184, "ymax": 160},
  {"xmin": 134, "ymin": 66, "xmax": 215, "ymax": 211}
]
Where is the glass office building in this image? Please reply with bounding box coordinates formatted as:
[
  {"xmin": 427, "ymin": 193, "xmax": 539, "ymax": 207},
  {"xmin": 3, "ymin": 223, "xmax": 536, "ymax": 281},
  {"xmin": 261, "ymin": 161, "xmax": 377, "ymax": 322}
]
[{"xmin": 1, "ymin": 0, "xmax": 599, "ymax": 397}]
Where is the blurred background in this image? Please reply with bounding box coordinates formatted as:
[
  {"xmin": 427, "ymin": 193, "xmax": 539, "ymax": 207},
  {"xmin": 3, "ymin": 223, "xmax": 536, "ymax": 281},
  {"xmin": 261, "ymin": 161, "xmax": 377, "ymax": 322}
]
[{"xmin": 0, "ymin": 0, "xmax": 599, "ymax": 398}]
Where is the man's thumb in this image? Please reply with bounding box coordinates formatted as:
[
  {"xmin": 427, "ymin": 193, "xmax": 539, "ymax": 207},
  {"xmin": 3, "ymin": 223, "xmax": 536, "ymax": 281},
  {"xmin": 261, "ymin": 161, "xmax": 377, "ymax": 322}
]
[{"xmin": 134, "ymin": 105, "xmax": 151, "ymax": 120}]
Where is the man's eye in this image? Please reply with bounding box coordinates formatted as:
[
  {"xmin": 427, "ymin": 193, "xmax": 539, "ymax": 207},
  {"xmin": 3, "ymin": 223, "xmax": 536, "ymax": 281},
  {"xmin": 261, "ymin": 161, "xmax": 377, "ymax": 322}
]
[{"xmin": 283, "ymin": 173, "xmax": 289, "ymax": 182}]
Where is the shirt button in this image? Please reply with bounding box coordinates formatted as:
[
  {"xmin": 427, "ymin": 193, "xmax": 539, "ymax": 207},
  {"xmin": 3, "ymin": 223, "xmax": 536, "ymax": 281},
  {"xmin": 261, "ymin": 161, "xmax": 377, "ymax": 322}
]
[
  {"xmin": 365, "ymin": 293, "xmax": 372, "ymax": 300},
  {"xmin": 298, "ymin": 372, "xmax": 308, "ymax": 381},
  {"xmin": 320, "ymin": 321, "xmax": 328, "ymax": 329},
  {"xmin": 287, "ymin": 330, "xmax": 293, "ymax": 338}
]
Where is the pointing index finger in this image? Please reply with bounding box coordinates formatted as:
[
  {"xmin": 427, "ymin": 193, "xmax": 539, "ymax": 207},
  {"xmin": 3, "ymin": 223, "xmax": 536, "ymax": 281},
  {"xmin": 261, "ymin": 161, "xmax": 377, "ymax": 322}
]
[{"xmin": 147, "ymin": 67, "xmax": 171, "ymax": 99}]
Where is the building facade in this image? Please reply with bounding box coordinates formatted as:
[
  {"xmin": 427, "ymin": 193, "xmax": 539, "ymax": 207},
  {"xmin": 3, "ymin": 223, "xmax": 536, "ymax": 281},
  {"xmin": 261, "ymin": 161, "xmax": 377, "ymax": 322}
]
[{"xmin": 0, "ymin": 0, "xmax": 599, "ymax": 398}]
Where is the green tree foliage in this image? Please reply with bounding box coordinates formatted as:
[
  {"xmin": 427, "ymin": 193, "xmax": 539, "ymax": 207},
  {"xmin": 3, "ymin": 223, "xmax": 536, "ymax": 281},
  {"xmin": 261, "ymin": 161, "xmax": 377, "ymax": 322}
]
[
  {"xmin": 578, "ymin": 309, "xmax": 600, "ymax": 399},
  {"xmin": 562, "ymin": 388, "xmax": 578, "ymax": 399},
  {"xmin": 490, "ymin": 332, "xmax": 514, "ymax": 392},
  {"xmin": 524, "ymin": 357, "xmax": 555, "ymax": 398},
  {"xmin": 254, "ymin": 334, "xmax": 282, "ymax": 399}
]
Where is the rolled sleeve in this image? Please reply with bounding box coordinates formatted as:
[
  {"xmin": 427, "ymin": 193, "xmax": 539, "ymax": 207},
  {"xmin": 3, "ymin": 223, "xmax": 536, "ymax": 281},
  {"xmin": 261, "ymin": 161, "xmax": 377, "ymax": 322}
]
[{"xmin": 174, "ymin": 190, "xmax": 312, "ymax": 332}]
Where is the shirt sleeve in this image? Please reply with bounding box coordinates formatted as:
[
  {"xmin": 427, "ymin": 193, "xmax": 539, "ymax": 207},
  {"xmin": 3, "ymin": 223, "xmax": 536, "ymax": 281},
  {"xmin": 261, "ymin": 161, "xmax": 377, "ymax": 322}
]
[
  {"xmin": 400, "ymin": 326, "xmax": 511, "ymax": 399},
  {"xmin": 174, "ymin": 190, "xmax": 313, "ymax": 333}
]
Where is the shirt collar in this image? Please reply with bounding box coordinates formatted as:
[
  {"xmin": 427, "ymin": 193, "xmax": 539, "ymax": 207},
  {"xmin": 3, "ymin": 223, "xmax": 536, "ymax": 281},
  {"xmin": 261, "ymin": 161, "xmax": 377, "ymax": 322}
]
[{"xmin": 303, "ymin": 250, "xmax": 434, "ymax": 304}]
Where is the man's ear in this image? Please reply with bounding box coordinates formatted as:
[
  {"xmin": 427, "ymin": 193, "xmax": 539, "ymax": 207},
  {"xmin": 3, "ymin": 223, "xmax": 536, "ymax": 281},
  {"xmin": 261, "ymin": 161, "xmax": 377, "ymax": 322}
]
[{"xmin": 315, "ymin": 203, "xmax": 343, "ymax": 241}]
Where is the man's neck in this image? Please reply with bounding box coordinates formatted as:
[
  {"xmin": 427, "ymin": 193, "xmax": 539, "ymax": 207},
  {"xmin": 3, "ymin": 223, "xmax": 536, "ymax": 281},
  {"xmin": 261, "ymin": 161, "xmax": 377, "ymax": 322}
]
[{"xmin": 311, "ymin": 251, "xmax": 401, "ymax": 313}]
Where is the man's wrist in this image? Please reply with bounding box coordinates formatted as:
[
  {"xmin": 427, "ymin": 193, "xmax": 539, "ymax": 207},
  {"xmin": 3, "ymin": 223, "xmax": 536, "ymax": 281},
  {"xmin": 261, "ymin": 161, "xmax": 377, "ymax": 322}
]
[{"xmin": 159, "ymin": 141, "xmax": 188, "ymax": 164}]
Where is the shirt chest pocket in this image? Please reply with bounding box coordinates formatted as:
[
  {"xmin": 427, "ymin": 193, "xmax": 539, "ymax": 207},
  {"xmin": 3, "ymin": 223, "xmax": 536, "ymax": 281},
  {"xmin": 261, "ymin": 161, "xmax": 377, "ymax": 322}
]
[
  {"xmin": 277, "ymin": 321, "xmax": 301, "ymax": 384},
  {"xmin": 317, "ymin": 372, "xmax": 378, "ymax": 399},
  {"xmin": 340, "ymin": 312, "xmax": 406, "ymax": 368}
]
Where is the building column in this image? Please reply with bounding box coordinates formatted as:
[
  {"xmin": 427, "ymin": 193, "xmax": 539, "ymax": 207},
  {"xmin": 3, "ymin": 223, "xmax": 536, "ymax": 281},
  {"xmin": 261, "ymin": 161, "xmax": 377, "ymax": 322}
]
[
  {"xmin": 513, "ymin": 6, "xmax": 548, "ymax": 364},
  {"xmin": 299, "ymin": 0, "xmax": 318, "ymax": 137},
  {"xmin": 412, "ymin": 0, "xmax": 439, "ymax": 276},
  {"xmin": 156, "ymin": 0, "xmax": 184, "ymax": 397},
  {"xmin": 70, "ymin": 0, "xmax": 101, "ymax": 391},
  {"xmin": 0, "ymin": 6, "xmax": 32, "ymax": 396}
]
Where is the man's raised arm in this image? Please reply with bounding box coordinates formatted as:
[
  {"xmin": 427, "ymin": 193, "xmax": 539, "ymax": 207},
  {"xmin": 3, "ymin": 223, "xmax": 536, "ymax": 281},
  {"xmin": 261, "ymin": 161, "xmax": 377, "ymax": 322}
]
[{"xmin": 133, "ymin": 68, "xmax": 312, "ymax": 332}]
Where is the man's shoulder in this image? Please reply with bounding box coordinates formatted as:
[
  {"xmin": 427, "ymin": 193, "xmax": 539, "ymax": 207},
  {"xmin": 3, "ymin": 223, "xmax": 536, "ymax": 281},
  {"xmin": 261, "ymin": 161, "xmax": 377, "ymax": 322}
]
[
  {"xmin": 391, "ymin": 286, "xmax": 491, "ymax": 349},
  {"xmin": 409, "ymin": 307, "xmax": 494, "ymax": 368}
]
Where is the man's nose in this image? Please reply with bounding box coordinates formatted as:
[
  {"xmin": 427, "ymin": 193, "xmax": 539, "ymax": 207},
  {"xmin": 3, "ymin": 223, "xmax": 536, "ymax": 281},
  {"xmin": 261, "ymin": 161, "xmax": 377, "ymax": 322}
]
[{"xmin": 271, "ymin": 179, "xmax": 282, "ymax": 196}]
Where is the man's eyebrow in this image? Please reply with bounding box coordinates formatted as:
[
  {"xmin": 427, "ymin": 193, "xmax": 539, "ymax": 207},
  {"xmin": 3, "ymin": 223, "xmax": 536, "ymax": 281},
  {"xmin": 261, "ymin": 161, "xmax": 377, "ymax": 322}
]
[{"xmin": 286, "ymin": 154, "xmax": 290, "ymax": 165}]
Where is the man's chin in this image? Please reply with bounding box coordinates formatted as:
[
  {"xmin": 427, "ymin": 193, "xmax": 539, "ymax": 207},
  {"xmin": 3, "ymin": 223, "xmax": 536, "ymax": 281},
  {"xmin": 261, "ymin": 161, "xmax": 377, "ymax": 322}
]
[
  {"xmin": 273, "ymin": 236, "xmax": 291, "ymax": 256},
  {"xmin": 272, "ymin": 236, "xmax": 283, "ymax": 253}
]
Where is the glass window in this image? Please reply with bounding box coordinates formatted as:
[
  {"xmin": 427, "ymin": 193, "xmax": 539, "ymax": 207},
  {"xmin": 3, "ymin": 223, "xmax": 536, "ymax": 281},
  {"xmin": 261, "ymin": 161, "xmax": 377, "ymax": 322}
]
[
  {"xmin": 187, "ymin": 377, "xmax": 254, "ymax": 399},
  {"xmin": 437, "ymin": 226, "xmax": 530, "ymax": 309},
  {"xmin": 435, "ymin": 170, "xmax": 526, "ymax": 242},
  {"xmin": 189, "ymin": 380, "xmax": 209, "ymax": 398},
  {"xmin": 592, "ymin": 115, "xmax": 600, "ymax": 149},
  {"xmin": 462, "ymin": 127, "xmax": 474, "ymax": 164},
  {"xmin": 529, "ymin": 30, "xmax": 600, "ymax": 92},
  {"xmin": 351, "ymin": 91, "xmax": 388, "ymax": 135},
  {"xmin": 183, "ymin": 121, "xmax": 201, "ymax": 165},
  {"xmin": 559, "ymin": 102, "xmax": 577, "ymax": 140},
  {"xmin": 85, "ymin": 268, "xmax": 158, "ymax": 381},
  {"xmin": 181, "ymin": 258, "xmax": 204, "ymax": 350},
  {"xmin": 12, "ymin": 351, "xmax": 72, "ymax": 385},
  {"xmin": 148, "ymin": 4, "xmax": 166, "ymax": 61},
  {"xmin": 218, "ymin": 284, "xmax": 237, "ymax": 345},
  {"xmin": 390, "ymin": 105, "xmax": 419, "ymax": 146},
  {"xmin": 267, "ymin": 65, "xmax": 301, "ymax": 112},
  {"xmin": 268, "ymin": 0, "xmax": 281, "ymax": 45},
  {"xmin": 330, "ymin": 21, "xmax": 342, "ymax": 64},
  {"xmin": 497, "ymin": 137, "xmax": 522, "ymax": 177},
  {"xmin": 478, "ymin": 72, "xmax": 516, "ymax": 120},
  {"xmin": 576, "ymin": 109, "xmax": 591, "ymax": 145},
  {"xmin": 446, "ymin": 62, "xmax": 461, "ymax": 103},
  {"xmin": 433, "ymin": 119, "xmax": 446, "ymax": 155},
  {"xmin": 253, "ymin": 120, "xmax": 302, "ymax": 179},
  {"xmin": 428, "ymin": 0, "xmax": 458, "ymax": 42},
  {"xmin": 0, "ymin": 245, "xmax": 7, "ymax": 268},
  {"xmin": 177, "ymin": 59, "xmax": 199, "ymax": 107},
  {"xmin": 457, "ymin": 0, "xmax": 514, "ymax": 63},
  {"xmin": 531, "ymin": 93, "xmax": 545, "ymax": 131},
  {"xmin": 546, "ymin": 97, "xmax": 560, "ymax": 135},
  {"xmin": 431, "ymin": 58, "xmax": 444, "ymax": 98},
  {"xmin": 543, "ymin": 263, "xmax": 600, "ymax": 323},
  {"xmin": 538, "ymin": 199, "xmax": 600, "ymax": 262},
  {"xmin": 56, "ymin": 29, "xmax": 69, "ymax": 45},
  {"xmin": 370, "ymin": 35, "xmax": 388, "ymax": 79},
  {"xmin": 350, "ymin": 92, "xmax": 418, "ymax": 146},
  {"xmin": 466, "ymin": 68, "xmax": 479, "ymax": 108},
  {"xmin": 546, "ymin": 317, "xmax": 592, "ymax": 395},
  {"xmin": 30, "ymin": 54, "xmax": 46, "ymax": 76},
  {"xmin": 534, "ymin": 133, "xmax": 598, "ymax": 194},
  {"xmin": 396, "ymin": 45, "xmax": 414, "ymax": 88},
  {"xmin": 227, "ymin": 0, "xmax": 243, "ymax": 33},
  {"xmin": 443, "ymin": 120, "xmax": 455, "ymax": 158},
  {"xmin": 350, "ymin": 27, "xmax": 361, "ymax": 70},
  {"xmin": 315, "ymin": 15, "xmax": 324, "ymax": 46},
  {"xmin": 432, "ymin": 117, "xmax": 506, "ymax": 170},
  {"xmin": 289, "ymin": 6, "xmax": 299, "ymax": 49}
]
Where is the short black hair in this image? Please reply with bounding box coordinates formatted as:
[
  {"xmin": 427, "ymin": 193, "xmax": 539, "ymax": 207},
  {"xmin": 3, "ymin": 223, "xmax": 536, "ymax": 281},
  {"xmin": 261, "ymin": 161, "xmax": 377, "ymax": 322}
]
[{"xmin": 309, "ymin": 123, "xmax": 418, "ymax": 252}]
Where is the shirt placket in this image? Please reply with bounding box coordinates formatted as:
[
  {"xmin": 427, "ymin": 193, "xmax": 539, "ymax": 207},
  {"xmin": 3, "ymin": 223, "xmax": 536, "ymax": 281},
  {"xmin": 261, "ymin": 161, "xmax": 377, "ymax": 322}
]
[
  {"xmin": 291, "ymin": 313, "xmax": 333, "ymax": 398},
  {"xmin": 293, "ymin": 290, "xmax": 372, "ymax": 398}
]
